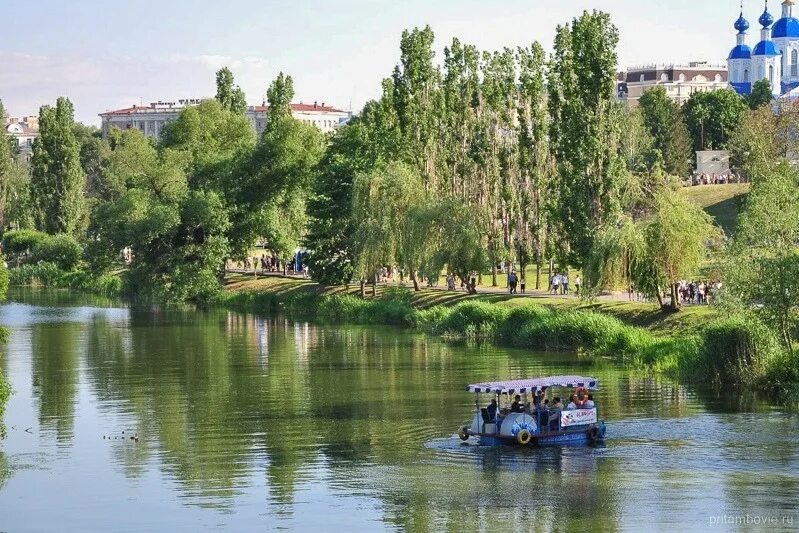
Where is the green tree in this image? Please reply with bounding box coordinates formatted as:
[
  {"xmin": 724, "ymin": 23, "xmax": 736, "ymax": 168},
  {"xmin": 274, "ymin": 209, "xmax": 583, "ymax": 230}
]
[
  {"xmin": 547, "ymin": 10, "xmax": 626, "ymax": 267},
  {"xmin": 30, "ymin": 97, "xmax": 87, "ymax": 235},
  {"xmin": 639, "ymin": 188, "xmax": 721, "ymax": 310},
  {"xmin": 215, "ymin": 67, "xmax": 248, "ymax": 115},
  {"xmin": 726, "ymin": 163, "xmax": 799, "ymax": 352},
  {"xmin": 351, "ymin": 161, "xmax": 424, "ymax": 291},
  {"xmin": 248, "ymin": 74, "xmax": 325, "ymax": 264},
  {"xmin": 73, "ymin": 123, "xmax": 111, "ymax": 199},
  {"xmin": 637, "ymin": 86, "xmax": 691, "ymax": 176},
  {"xmin": 747, "ymin": 79, "xmax": 774, "ymax": 110},
  {"xmin": 683, "ymin": 89, "xmax": 748, "ymax": 152}
]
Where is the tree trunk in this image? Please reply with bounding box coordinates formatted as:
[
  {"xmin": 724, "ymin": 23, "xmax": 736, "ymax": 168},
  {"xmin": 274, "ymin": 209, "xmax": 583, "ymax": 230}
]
[
  {"xmin": 535, "ymin": 262, "xmax": 541, "ymax": 290},
  {"xmin": 360, "ymin": 279, "xmax": 366, "ymax": 299},
  {"xmin": 411, "ymin": 272, "xmax": 420, "ymax": 292},
  {"xmin": 669, "ymin": 282, "xmax": 681, "ymax": 312},
  {"xmin": 492, "ymin": 263, "xmax": 498, "ymax": 287},
  {"xmin": 372, "ymin": 273, "xmax": 377, "ymax": 298},
  {"xmin": 655, "ymin": 286, "xmax": 664, "ymax": 309}
]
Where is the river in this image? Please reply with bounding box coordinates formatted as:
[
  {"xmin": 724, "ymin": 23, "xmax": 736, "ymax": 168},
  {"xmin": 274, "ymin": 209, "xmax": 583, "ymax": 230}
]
[{"xmin": 0, "ymin": 288, "xmax": 797, "ymax": 532}]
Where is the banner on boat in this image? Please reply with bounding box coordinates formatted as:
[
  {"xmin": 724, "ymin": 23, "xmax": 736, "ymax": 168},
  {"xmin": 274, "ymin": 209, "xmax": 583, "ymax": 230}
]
[{"xmin": 560, "ymin": 408, "xmax": 597, "ymax": 427}]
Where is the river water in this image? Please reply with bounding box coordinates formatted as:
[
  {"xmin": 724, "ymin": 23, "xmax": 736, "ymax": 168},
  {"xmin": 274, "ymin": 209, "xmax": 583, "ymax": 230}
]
[{"xmin": 0, "ymin": 289, "xmax": 797, "ymax": 532}]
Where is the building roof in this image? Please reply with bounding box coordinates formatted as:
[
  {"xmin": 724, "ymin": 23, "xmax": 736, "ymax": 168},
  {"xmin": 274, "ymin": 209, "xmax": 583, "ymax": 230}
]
[
  {"xmin": 729, "ymin": 44, "xmax": 753, "ymax": 59},
  {"xmin": 753, "ymin": 40, "xmax": 782, "ymax": 55},
  {"xmin": 101, "ymin": 102, "xmax": 346, "ymax": 117},
  {"xmin": 731, "ymin": 81, "xmax": 753, "ymax": 95},
  {"xmin": 772, "ymin": 16, "xmax": 799, "ymax": 37}
]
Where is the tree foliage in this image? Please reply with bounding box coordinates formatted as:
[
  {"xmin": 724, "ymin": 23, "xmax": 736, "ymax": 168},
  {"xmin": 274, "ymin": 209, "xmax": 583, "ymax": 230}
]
[
  {"xmin": 215, "ymin": 67, "xmax": 248, "ymax": 114},
  {"xmin": 30, "ymin": 97, "xmax": 87, "ymax": 236},
  {"xmin": 547, "ymin": 10, "xmax": 625, "ymax": 267},
  {"xmin": 683, "ymin": 88, "xmax": 748, "ymax": 152},
  {"xmin": 747, "ymin": 79, "xmax": 774, "ymax": 110}
]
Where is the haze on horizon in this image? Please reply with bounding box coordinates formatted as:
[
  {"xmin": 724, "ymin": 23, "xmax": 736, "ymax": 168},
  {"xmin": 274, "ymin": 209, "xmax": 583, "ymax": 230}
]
[{"xmin": 1, "ymin": 0, "xmax": 745, "ymax": 124}]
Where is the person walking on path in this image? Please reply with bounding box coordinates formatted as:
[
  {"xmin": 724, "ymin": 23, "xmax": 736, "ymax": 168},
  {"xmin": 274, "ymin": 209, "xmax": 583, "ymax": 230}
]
[
  {"xmin": 508, "ymin": 271, "xmax": 518, "ymax": 294},
  {"xmin": 574, "ymin": 275, "xmax": 582, "ymax": 296},
  {"xmin": 520, "ymin": 276, "xmax": 526, "ymax": 294}
]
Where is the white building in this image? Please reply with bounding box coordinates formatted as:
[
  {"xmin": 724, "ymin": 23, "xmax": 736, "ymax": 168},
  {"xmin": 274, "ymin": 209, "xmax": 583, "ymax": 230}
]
[
  {"xmin": 100, "ymin": 99, "xmax": 351, "ymax": 139},
  {"xmin": 617, "ymin": 63, "xmax": 729, "ymax": 107},
  {"xmin": 728, "ymin": 1, "xmax": 799, "ymax": 97},
  {"xmin": 3, "ymin": 115, "xmax": 39, "ymax": 161}
]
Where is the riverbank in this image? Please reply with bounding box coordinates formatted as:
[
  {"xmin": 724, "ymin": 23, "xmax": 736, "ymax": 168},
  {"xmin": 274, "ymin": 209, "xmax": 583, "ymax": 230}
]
[{"xmin": 219, "ymin": 274, "xmax": 798, "ymax": 399}]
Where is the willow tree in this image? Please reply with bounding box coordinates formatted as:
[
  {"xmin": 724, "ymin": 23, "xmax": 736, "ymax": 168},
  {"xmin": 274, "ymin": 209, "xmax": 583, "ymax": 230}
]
[
  {"xmin": 351, "ymin": 161, "xmax": 424, "ymax": 294},
  {"xmin": 547, "ymin": 11, "xmax": 625, "ymax": 267},
  {"xmin": 30, "ymin": 97, "xmax": 87, "ymax": 235}
]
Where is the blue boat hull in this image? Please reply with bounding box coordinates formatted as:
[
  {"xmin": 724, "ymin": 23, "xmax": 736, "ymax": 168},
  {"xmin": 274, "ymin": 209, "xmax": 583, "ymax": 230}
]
[{"xmin": 475, "ymin": 423, "xmax": 606, "ymax": 447}]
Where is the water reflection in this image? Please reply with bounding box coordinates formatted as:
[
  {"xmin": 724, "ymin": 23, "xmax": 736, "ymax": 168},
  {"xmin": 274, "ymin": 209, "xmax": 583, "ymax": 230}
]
[{"xmin": 1, "ymin": 291, "xmax": 798, "ymax": 531}]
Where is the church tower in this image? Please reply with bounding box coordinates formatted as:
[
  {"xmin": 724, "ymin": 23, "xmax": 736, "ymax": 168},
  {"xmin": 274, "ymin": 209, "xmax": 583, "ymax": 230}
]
[
  {"xmin": 751, "ymin": 1, "xmax": 783, "ymax": 94},
  {"xmin": 771, "ymin": 0, "xmax": 799, "ymax": 88},
  {"xmin": 729, "ymin": 7, "xmax": 753, "ymax": 94}
]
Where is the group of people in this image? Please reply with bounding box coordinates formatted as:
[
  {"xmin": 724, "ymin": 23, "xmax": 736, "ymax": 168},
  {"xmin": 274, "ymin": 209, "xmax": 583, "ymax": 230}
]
[
  {"xmin": 691, "ymin": 173, "xmax": 737, "ymax": 186},
  {"xmin": 485, "ymin": 388, "xmax": 596, "ymax": 431},
  {"xmin": 677, "ymin": 280, "xmax": 720, "ymax": 305},
  {"xmin": 550, "ymin": 273, "xmax": 581, "ymax": 295}
]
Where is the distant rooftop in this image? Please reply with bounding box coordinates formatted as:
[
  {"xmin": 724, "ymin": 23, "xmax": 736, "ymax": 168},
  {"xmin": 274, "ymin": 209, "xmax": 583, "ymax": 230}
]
[
  {"xmin": 101, "ymin": 100, "xmax": 346, "ymax": 117},
  {"xmin": 623, "ymin": 62, "xmax": 728, "ymax": 73}
]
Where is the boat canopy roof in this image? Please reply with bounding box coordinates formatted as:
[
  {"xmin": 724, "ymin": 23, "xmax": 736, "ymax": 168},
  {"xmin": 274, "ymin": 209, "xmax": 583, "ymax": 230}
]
[{"xmin": 467, "ymin": 375, "xmax": 599, "ymax": 395}]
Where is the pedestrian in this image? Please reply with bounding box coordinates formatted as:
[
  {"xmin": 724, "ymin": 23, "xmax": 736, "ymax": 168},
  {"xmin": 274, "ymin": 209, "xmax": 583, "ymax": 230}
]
[
  {"xmin": 520, "ymin": 276, "xmax": 526, "ymax": 294},
  {"xmin": 508, "ymin": 271, "xmax": 517, "ymax": 294},
  {"xmin": 563, "ymin": 273, "xmax": 570, "ymax": 294},
  {"xmin": 574, "ymin": 275, "xmax": 582, "ymax": 296}
]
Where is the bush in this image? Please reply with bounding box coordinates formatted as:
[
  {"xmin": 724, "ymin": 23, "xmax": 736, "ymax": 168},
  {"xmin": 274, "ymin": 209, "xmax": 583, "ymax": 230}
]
[
  {"xmin": 2, "ymin": 229, "xmax": 48, "ymax": 257},
  {"xmin": 30, "ymin": 234, "xmax": 82, "ymax": 271}
]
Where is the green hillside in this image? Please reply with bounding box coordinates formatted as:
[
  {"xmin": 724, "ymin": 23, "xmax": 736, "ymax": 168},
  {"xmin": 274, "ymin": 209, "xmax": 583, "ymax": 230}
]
[{"xmin": 680, "ymin": 184, "xmax": 750, "ymax": 235}]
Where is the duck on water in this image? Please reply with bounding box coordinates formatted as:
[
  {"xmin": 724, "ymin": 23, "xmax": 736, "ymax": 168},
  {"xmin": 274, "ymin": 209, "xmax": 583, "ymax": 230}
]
[{"xmin": 457, "ymin": 375, "xmax": 607, "ymax": 446}]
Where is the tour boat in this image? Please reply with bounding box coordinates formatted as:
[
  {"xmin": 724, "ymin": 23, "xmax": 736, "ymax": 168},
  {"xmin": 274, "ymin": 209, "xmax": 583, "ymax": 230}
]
[{"xmin": 457, "ymin": 375, "xmax": 607, "ymax": 446}]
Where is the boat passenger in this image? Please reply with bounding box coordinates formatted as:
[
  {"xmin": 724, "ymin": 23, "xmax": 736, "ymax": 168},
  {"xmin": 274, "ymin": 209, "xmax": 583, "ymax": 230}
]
[
  {"xmin": 552, "ymin": 397, "xmax": 563, "ymax": 409},
  {"xmin": 567, "ymin": 395, "xmax": 577, "ymax": 410},
  {"xmin": 486, "ymin": 399, "xmax": 498, "ymax": 421},
  {"xmin": 584, "ymin": 394, "xmax": 595, "ymax": 409},
  {"xmin": 510, "ymin": 395, "xmax": 524, "ymax": 413}
]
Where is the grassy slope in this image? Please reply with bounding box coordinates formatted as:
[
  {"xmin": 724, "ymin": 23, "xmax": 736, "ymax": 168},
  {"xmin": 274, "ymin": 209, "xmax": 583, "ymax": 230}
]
[
  {"xmin": 224, "ymin": 274, "xmax": 714, "ymax": 336},
  {"xmin": 680, "ymin": 183, "xmax": 750, "ymax": 235}
]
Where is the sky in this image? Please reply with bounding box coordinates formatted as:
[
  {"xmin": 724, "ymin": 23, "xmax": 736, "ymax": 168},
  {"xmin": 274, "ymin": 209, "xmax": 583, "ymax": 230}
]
[{"xmin": 0, "ymin": 0, "xmax": 754, "ymax": 124}]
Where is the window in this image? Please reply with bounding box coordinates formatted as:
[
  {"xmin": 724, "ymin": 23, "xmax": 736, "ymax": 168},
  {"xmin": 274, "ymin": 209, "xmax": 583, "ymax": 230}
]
[
  {"xmin": 660, "ymin": 73, "xmax": 668, "ymax": 82},
  {"xmin": 744, "ymin": 68, "xmax": 750, "ymax": 82},
  {"xmin": 639, "ymin": 74, "xmax": 645, "ymax": 82},
  {"xmin": 679, "ymin": 73, "xmax": 686, "ymax": 82},
  {"xmin": 792, "ymin": 50, "xmax": 798, "ymax": 77},
  {"xmin": 770, "ymin": 64, "xmax": 775, "ymax": 84}
]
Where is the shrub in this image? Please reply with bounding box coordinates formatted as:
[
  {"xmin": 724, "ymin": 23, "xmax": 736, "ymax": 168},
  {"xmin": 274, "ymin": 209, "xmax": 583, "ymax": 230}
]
[
  {"xmin": 2, "ymin": 229, "xmax": 48, "ymax": 257},
  {"xmin": 30, "ymin": 234, "xmax": 82, "ymax": 271}
]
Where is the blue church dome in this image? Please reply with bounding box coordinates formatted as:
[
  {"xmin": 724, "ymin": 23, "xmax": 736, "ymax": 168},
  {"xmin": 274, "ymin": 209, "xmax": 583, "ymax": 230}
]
[
  {"xmin": 735, "ymin": 13, "xmax": 751, "ymax": 33},
  {"xmin": 753, "ymin": 40, "xmax": 782, "ymax": 55},
  {"xmin": 772, "ymin": 16, "xmax": 799, "ymax": 37},
  {"xmin": 760, "ymin": 6, "xmax": 775, "ymax": 27},
  {"xmin": 729, "ymin": 44, "xmax": 753, "ymax": 59}
]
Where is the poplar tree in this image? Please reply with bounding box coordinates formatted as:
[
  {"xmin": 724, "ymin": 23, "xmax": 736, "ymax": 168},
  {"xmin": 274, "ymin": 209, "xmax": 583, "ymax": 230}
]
[
  {"xmin": 548, "ymin": 11, "xmax": 625, "ymax": 267},
  {"xmin": 30, "ymin": 97, "xmax": 87, "ymax": 235},
  {"xmin": 215, "ymin": 67, "xmax": 248, "ymax": 115}
]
